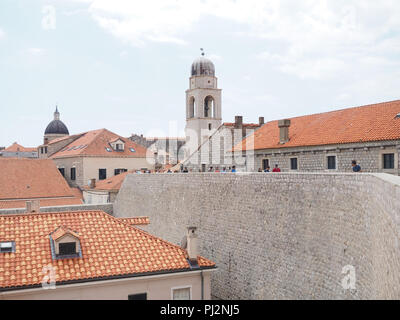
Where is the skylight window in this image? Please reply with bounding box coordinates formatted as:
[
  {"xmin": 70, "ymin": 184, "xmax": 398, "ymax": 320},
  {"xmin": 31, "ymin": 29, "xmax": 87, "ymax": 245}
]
[
  {"xmin": 130, "ymin": 148, "xmax": 136, "ymax": 152},
  {"xmin": 105, "ymin": 147, "xmax": 112, "ymax": 152},
  {"xmin": 0, "ymin": 241, "xmax": 15, "ymax": 253}
]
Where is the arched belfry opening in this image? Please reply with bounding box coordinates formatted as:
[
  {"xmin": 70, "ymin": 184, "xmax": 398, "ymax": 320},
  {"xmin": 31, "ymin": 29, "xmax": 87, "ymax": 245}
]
[
  {"xmin": 189, "ymin": 96, "xmax": 195, "ymax": 118},
  {"xmin": 204, "ymin": 96, "xmax": 215, "ymax": 118}
]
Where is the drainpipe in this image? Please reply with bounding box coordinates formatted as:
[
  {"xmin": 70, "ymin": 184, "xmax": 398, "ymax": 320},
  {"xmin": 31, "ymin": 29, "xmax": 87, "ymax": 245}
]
[{"xmin": 201, "ymin": 270, "xmax": 204, "ymax": 300}]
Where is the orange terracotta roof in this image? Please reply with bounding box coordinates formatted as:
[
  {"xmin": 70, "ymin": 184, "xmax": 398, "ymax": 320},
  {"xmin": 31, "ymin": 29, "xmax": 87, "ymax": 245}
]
[
  {"xmin": 82, "ymin": 171, "xmax": 131, "ymax": 191},
  {"xmin": 118, "ymin": 216, "xmax": 150, "ymax": 226},
  {"xmin": 0, "ymin": 159, "xmax": 77, "ymax": 200},
  {"xmin": 234, "ymin": 100, "xmax": 400, "ymax": 151},
  {"xmin": 4, "ymin": 143, "xmax": 37, "ymax": 153},
  {"xmin": 51, "ymin": 226, "xmax": 80, "ymax": 241},
  {"xmin": 70, "ymin": 187, "xmax": 83, "ymax": 200},
  {"xmin": 0, "ymin": 197, "xmax": 83, "ymax": 209},
  {"xmin": 0, "ymin": 210, "xmax": 215, "ymax": 290},
  {"xmin": 51, "ymin": 129, "xmax": 148, "ymax": 159}
]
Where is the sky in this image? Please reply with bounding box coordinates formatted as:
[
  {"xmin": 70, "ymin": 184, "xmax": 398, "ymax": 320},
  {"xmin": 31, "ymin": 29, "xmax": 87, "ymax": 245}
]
[{"xmin": 0, "ymin": 0, "xmax": 400, "ymax": 147}]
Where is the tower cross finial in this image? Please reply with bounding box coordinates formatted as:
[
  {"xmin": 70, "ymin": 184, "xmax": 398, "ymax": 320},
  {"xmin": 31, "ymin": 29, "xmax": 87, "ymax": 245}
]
[{"xmin": 200, "ymin": 48, "xmax": 205, "ymax": 56}]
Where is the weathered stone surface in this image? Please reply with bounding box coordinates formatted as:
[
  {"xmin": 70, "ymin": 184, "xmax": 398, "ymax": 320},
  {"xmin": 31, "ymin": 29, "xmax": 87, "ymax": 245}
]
[{"xmin": 114, "ymin": 172, "xmax": 400, "ymax": 299}]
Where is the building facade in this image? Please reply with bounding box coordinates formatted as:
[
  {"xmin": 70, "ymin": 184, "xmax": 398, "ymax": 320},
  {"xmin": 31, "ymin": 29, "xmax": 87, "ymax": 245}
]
[
  {"xmin": 233, "ymin": 100, "xmax": 400, "ymax": 174},
  {"xmin": 0, "ymin": 210, "xmax": 216, "ymax": 300}
]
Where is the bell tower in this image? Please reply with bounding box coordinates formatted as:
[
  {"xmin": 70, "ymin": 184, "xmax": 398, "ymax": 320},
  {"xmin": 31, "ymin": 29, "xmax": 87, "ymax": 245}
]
[{"xmin": 185, "ymin": 50, "xmax": 222, "ymax": 150}]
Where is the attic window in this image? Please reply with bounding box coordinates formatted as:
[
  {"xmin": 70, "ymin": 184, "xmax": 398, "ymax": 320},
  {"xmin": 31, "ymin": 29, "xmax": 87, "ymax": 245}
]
[
  {"xmin": 130, "ymin": 148, "xmax": 136, "ymax": 152},
  {"xmin": 116, "ymin": 143, "xmax": 124, "ymax": 151},
  {"xmin": 59, "ymin": 242, "xmax": 76, "ymax": 255},
  {"xmin": 105, "ymin": 147, "xmax": 112, "ymax": 152},
  {"xmin": 0, "ymin": 241, "xmax": 15, "ymax": 253},
  {"xmin": 50, "ymin": 226, "xmax": 82, "ymax": 260}
]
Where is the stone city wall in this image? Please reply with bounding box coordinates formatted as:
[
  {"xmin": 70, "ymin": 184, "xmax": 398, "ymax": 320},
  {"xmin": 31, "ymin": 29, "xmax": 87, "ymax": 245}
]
[{"xmin": 114, "ymin": 172, "xmax": 400, "ymax": 299}]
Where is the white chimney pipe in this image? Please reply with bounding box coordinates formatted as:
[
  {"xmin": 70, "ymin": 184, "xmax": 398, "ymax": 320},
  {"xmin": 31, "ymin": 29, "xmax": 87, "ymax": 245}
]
[{"xmin": 187, "ymin": 227, "xmax": 198, "ymax": 262}]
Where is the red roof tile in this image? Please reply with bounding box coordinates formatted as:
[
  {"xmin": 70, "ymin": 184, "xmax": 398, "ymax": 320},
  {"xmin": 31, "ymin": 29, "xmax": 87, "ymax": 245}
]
[
  {"xmin": 50, "ymin": 129, "xmax": 148, "ymax": 159},
  {"xmin": 118, "ymin": 216, "xmax": 150, "ymax": 226},
  {"xmin": 0, "ymin": 198, "xmax": 83, "ymax": 209},
  {"xmin": 0, "ymin": 159, "xmax": 77, "ymax": 200},
  {"xmin": 0, "ymin": 210, "xmax": 215, "ymax": 290},
  {"xmin": 82, "ymin": 171, "xmax": 131, "ymax": 192},
  {"xmin": 4, "ymin": 143, "xmax": 37, "ymax": 153},
  {"xmin": 234, "ymin": 100, "xmax": 400, "ymax": 151}
]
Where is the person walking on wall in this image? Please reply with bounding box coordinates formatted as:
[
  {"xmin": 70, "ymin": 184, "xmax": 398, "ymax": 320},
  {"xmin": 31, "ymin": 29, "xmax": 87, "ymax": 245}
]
[
  {"xmin": 231, "ymin": 166, "xmax": 236, "ymax": 173},
  {"xmin": 352, "ymin": 160, "xmax": 362, "ymax": 172},
  {"xmin": 264, "ymin": 166, "xmax": 271, "ymax": 172},
  {"xmin": 272, "ymin": 164, "xmax": 281, "ymax": 172}
]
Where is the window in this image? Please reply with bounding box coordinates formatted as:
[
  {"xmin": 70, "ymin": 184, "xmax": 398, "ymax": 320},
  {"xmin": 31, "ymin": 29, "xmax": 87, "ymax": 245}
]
[
  {"xmin": 105, "ymin": 147, "xmax": 112, "ymax": 152},
  {"xmin": 0, "ymin": 241, "xmax": 15, "ymax": 253},
  {"xmin": 59, "ymin": 168, "xmax": 65, "ymax": 177},
  {"xmin": 116, "ymin": 143, "xmax": 124, "ymax": 151},
  {"xmin": 128, "ymin": 293, "xmax": 147, "ymax": 300},
  {"xmin": 383, "ymin": 153, "xmax": 395, "ymax": 169},
  {"xmin": 44, "ymin": 147, "xmax": 48, "ymax": 154},
  {"xmin": 262, "ymin": 159, "xmax": 269, "ymax": 170},
  {"xmin": 290, "ymin": 158, "xmax": 298, "ymax": 170},
  {"xmin": 129, "ymin": 148, "xmax": 136, "ymax": 153},
  {"xmin": 71, "ymin": 167, "xmax": 76, "ymax": 180},
  {"xmin": 40, "ymin": 147, "xmax": 43, "ymax": 154},
  {"xmin": 327, "ymin": 156, "xmax": 336, "ymax": 170},
  {"xmin": 99, "ymin": 169, "xmax": 107, "ymax": 180},
  {"xmin": 114, "ymin": 168, "xmax": 127, "ymax": 175},
  {"xmin": 59, "ymin": 242, "xmax": 76, "ymax": 255},
  {"xmin": 172, "ymin": 287, "xmax": 191, "ymax": 300},
  {"xmin": 208, "ymin": 123, "xmax": 212, "ymax": 130}
]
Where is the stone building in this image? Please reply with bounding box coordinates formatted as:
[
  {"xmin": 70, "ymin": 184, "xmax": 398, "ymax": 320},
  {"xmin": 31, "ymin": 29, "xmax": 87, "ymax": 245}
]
[
  {"xmin": 0, "ymin": 142, "xmax": 38, "ymax": 158},
  {"xmin": 0, "ymin": 210, "xmax": 216, "ymax": 300},
  {"xmin": 233, "ymin": 100, "xmax": 400, "ymax": 174},
  {"xmin": 180, "ymin": 54, "xmax": 264, "ymax": 171},
  {"xmin": 39, "ymin": 128, "xmax": 154, "ymax": 188},
  {"xmin": 129, "ymin": 134, "xmax": 186, "ymax": 166}
]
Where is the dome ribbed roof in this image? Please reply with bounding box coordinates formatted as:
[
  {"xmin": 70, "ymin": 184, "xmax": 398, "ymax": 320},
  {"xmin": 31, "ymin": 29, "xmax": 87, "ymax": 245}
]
[
  {"xmin": 45, "ymin": 120, "xmax": 69, "ymax": 135},
  {"xmin": 191, "ymin": 57, "xmax": 215, "ymax": 76}
]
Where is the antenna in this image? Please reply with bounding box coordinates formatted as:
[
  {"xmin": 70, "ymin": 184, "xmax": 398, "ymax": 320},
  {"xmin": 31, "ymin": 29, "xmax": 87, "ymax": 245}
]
[{"xmin": 200, "ymin": 48, "xmax": 205, "ymax": 56}]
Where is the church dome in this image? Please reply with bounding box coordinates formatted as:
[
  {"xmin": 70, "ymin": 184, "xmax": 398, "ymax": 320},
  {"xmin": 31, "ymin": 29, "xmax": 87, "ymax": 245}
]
[
  {"xmin": 44, "ymin": 107, "xmax": 69, "ymax": 135},
  {"xmin": 191, "ymin": 56, "xmax": 215, "ymax": 76},
  {"xmin": 45, "ymin": 120, "xmax": 69, "ymax": 135}
]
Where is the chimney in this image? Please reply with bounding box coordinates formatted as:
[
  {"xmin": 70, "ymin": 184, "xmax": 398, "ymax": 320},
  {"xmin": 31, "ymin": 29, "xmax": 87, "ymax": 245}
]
[
  {"xmin": 26, "ymin": 200, "xmax": 40, "ymax": 213},
  {"xmin": 89, "ymin": 178, "xmax": 96, "ymax": 189},
  {"xmin": 186, "ymin": 227, "xmax": 198, "ymax": 262},
  {"xmin": 234, "ymin": 116, "xmax": 243, "ymax": 129},
  {"xmin": 278, "ymin": 119, "xmax": 291, "ymax": 144},
  {"xmin": 259, "ymin": 117, "xmax": 264, "ymax": 126}
]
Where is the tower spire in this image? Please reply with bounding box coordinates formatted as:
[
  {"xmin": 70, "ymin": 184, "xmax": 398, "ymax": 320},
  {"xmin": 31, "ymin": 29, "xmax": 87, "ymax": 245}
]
[{"xmin": 54, "ymin": 105, "xmax": 60, "ymax": 120}]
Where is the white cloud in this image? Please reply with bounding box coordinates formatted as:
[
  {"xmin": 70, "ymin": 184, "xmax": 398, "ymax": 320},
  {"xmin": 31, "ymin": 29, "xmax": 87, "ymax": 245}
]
[
  {"xmin": 69, "ymin": 0, "xmax": 400, "ymax": 81},
  {"xmin": 0, "ymin": 28, "xmax": 5, "ymax": 39},
  {"xmin": 28, "ymin": 48, "xmax": 45, "ymax": 56}
]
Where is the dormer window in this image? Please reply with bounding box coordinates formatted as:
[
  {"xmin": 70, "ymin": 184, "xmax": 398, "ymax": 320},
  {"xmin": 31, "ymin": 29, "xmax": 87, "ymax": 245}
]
[
  {"xmin": 50, "ymin": 226, "xmax": 82, "ymax": 259},
  {"xmin": 0, "ymin": 241, "xmax": 15, "ymax": 253},
  {"xmin": 109, "ymin": 138, "xmax": 125, "ymax": 152}
]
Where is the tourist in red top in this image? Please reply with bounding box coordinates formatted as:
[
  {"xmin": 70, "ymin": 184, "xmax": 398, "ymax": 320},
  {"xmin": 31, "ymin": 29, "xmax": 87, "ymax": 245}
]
[{"xmin": 272, "ymin": 164, "xmax": 281, "ymax": 172}]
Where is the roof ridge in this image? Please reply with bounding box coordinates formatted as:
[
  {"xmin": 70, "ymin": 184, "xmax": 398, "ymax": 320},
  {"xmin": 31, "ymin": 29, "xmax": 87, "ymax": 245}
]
[
  {"xmin": 0, "ymin": 209, "xmax": 105, "ymax": 218},
  {"xmin": 266, "ymin": 99, "xmax": 400, "ymax": 123}
]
